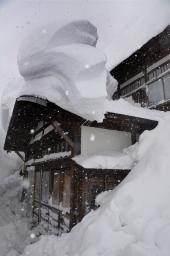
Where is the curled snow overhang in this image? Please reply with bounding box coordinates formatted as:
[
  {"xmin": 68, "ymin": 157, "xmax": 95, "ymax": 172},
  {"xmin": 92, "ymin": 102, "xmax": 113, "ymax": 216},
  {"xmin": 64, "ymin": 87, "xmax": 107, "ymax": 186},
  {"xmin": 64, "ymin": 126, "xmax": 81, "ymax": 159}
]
[{"xmin": 17, "ymin": 20, "xmax": 117, "ymax": 121}]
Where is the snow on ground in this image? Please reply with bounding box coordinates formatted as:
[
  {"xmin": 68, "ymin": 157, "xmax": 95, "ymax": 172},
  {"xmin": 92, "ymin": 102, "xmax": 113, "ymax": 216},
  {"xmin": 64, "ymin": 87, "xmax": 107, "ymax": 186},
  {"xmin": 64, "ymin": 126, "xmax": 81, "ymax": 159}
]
[
  {"xmin": 0, "ymin": 150, "xmax": 38, "ymax": 256},
  {"xmin": 22, "ymin": 115, "xmax": 170, "ymax": 256},
  {"xmin": 0, "ymin": 126, "xmax": 20, "ymax": 181},
  {"xmin": 0, "ymin": 172, "xmax": 29, "ymax": 256},
  {"xmin": 0, "ymin": 127, "xmax": 33, "ymax": 256}
]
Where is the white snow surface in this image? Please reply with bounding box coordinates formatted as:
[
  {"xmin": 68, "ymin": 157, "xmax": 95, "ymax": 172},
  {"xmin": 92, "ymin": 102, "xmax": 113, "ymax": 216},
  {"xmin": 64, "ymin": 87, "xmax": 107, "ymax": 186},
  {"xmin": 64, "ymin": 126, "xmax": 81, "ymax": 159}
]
[
  {"xmin": 26, "ymin": 151, "xmax": 71, "ymax": 166},
  {"xmin": 0, "ymin": 172, "xmax": 30, "ymax": 256},
  {"xmin": 22, "ymin": 115, "xmax": 170, "ymax": 256},
  {"xmin": 17, "ymin": 20, "xmax": 117, "ymax": 122},
  {"xmin": 0, "ymin": 2, "xmax": 169, "ymax": 255},
  {"xmin": 0, "ymin": 126, "xmax": 33, "ymax": 256},
  {"xmin": 73, "ymin": 145, "xmax": 136, "ymax": 170},
  {"xmin": 15, "ymin": 20, "xmax": 170, "ymax": 122},
  {"xmin": 0, "ymin": 0, "xmax": 170, "ymax": 96},
  {"xmin": 1, "ymin": 1, "xmax": 170, "ymax": 123}
]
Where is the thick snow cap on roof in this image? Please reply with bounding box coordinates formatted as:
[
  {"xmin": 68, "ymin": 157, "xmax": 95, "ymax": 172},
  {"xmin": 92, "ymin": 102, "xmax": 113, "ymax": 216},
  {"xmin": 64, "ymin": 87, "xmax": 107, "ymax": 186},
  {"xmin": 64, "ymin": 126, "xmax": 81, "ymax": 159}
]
[
  {"xmin": 17, "ymin": 20, "xmax": 168, "ymax": 122},
  {"xmin": 18, "ymin": 20, "xmax": 117, "ymax": 121}
]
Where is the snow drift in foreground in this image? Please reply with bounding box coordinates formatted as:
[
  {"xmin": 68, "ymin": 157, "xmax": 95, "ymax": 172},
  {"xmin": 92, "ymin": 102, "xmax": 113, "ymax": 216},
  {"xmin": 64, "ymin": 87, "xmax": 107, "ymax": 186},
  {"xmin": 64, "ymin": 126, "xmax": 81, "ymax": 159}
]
[
  {"xmin": 0, "ymin": 127, "xmax": 32, "ymax": 256},
  {"xmin": 18, "ymin": 20, "xmax": 117, "ymax": 121},
  {"xmin": 0, "ymin": 113, "xmax": 32, "ymax": 256},
  {"xmin": 0, "ymin": 172, "xmax": 31, "ymax": 256},
  {"xmin": 0, "ymin": 126, "xmax": 20, "ymax": 181},
  {"xmin": 22, "ymin": 116, "xmax": 170, "ymax": 256}
]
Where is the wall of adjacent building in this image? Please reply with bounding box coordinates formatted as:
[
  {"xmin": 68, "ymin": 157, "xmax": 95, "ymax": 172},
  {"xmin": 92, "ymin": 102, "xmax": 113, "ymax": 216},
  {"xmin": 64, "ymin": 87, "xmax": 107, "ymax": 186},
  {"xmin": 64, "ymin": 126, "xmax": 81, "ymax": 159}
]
[{"xmin": 81, "ymin": 126, "xmax": 131, "ymax": 155}]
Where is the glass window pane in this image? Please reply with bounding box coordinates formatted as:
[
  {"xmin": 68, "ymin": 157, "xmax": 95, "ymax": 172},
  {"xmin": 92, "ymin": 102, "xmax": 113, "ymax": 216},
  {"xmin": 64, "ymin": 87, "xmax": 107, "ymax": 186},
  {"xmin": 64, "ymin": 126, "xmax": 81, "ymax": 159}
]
[
  {"xmin": 35, "ymin": 172, "xmax": 41, "ymax": 201},
  {"xmin": 62, "ymin": 175, "xmax": 71, "ymax": 209},
  {"xmin": 164, "ymin": 74, "xmax": 170, "ymax": 99},
  {"xmin": 42, "ymin": 171, "xmax": 50, "ymax": 203},
  {"xmin": 52, "ymin": 172, "xmax": 60, "ymax": 206},
  {"xmin": 148, "ymin": 79, "xmax": 164, "ymax": 104}
]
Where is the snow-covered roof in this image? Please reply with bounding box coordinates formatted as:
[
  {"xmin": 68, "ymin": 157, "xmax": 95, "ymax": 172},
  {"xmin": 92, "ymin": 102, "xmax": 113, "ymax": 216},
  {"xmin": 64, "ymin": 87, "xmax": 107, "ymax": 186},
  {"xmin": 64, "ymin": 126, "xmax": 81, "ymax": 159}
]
[{"xmin": 16, "ymin": 20, "xmax": 170, "ymax": 123}]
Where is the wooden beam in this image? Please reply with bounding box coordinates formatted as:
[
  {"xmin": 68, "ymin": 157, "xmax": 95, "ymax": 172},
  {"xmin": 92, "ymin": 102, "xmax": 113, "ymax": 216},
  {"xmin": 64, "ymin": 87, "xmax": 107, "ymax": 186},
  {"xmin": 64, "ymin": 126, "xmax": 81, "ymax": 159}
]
[
  {"xmin": 15, "ymin": 151, "xmax": 25, "ymax": 162},
  {"xmin": 52, "ymin": 121, "xmax": 74, "ymax": 149}
]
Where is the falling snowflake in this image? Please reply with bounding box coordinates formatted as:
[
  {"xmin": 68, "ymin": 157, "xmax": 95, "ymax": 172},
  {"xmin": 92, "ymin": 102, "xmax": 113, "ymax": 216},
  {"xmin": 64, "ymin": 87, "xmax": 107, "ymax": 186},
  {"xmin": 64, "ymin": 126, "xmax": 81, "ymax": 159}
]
[
  {"xmin": 65, "ymin": 90, "xmax": 69, "ymax": 96},
  {"xmin": 30, "ymin": 129, "xmax": 34, "ymax": 134},
  {"xmin": 30, "ymin": 233, "xmax": 36, "ymax": 239},
  {"xmin": 42, "ymin": 29, "xmax": 47, "ymax": 34},
  {"xmin": 90, "ymin": 134, "xmax": 95, "ymax": 141}
]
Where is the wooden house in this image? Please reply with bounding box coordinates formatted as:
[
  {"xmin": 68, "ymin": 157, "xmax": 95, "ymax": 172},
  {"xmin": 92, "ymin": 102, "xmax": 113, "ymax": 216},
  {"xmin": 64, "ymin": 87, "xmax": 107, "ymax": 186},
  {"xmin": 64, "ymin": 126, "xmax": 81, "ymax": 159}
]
[
  {"xmin": 4, "ymin": 95, "xmax": 157, "ymax": 234},
  {"xmin": 111, "ymin": 25, "xmax": 170, "ymax": 110}
]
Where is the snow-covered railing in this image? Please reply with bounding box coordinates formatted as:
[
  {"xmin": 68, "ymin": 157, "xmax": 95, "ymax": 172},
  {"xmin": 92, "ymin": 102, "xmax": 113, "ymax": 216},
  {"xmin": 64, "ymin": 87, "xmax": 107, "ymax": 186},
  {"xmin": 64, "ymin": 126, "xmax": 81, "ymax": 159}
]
[{"xmin": 33, "ymin": 199, "xmax": 70, "ymax": 235}]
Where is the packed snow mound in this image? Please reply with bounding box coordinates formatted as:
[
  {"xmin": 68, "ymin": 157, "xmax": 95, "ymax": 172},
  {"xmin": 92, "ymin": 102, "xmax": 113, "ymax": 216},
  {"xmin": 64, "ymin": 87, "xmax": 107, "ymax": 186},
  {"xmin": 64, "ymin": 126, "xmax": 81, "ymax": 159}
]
[
  {"xmin": 17, "ymin": 20, "xmax": 117, "ymax": 121},
  {"xmin": 73, "ymin": 145, "xmax": 137, "ymax": 170},
  {"xmin": 22, "ymin": 116, "xmax": 170, "ymax": 256}
]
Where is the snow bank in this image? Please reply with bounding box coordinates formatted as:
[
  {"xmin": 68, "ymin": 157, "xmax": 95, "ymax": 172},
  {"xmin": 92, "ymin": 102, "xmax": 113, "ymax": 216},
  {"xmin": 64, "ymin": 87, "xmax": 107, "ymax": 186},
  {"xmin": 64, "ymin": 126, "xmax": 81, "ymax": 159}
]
[
  {"xmin": 0, "ymin": 126, "xmax": 20, "ymax": 181},
  {"xmin": 0, "ymin": 172, "xmax": 32, "ymax": 256},
  {"xmin": 0, "ymin": 102, "xmax": 31, "ymax": 256},
  {"xmin": 22, "ymin": 116, "xmax": 170, "ymax": 256}
]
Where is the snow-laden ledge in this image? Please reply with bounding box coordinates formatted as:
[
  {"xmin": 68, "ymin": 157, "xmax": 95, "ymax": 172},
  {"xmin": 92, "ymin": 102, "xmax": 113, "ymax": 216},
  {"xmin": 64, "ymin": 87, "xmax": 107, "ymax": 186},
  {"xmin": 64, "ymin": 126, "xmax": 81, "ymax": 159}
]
[
  {"xmin": 73, "ymin": 146, "xmax": 136, "ymax": 170},
  {"xmin": 26, "ymin": 151, "xmax": 71, "ymax": 166}
]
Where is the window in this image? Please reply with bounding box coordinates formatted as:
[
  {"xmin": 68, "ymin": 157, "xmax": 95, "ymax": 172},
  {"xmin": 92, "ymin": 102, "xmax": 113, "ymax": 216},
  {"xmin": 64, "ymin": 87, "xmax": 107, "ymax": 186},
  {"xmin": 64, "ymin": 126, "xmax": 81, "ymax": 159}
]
[
  {"xmin": 35, "ymin": 171, "xmax": 41, "ymax": 201},
  {"xmin": 52, "ymin": 171, "xmax": 63, "ymax": 207},
  {"xmin": 62, "ymin": 175, "xmax": 71, "ymax": 209},
  {"xmin": 163, "ymin": 74, "xmax": 170, "ymax": 99},
  {"xmin": 61, "ymin": 142, "xmax": 65, "ymax": 152},
  {"xmin": 148, "ymin": 79, "xmax": 164, "ymax": 104},
  {"xmin": 148, "ymin": 73, "xmax": 170, "ymax": 105},
  {"xmin": 42, "ymin": 171, "xmax": 50, "ymax": 203}
]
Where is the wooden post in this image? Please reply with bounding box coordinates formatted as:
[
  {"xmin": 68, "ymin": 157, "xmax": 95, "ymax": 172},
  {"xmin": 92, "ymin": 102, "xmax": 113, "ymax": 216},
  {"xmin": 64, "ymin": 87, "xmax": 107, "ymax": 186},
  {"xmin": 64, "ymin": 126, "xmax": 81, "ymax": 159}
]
[
  {"xmin": 15, "ymin": 151, "xmax": 25, "ymax": 162},
  {"xmin": 52, "ymin": 121, "xmax": 74, "ymax": 149}
]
